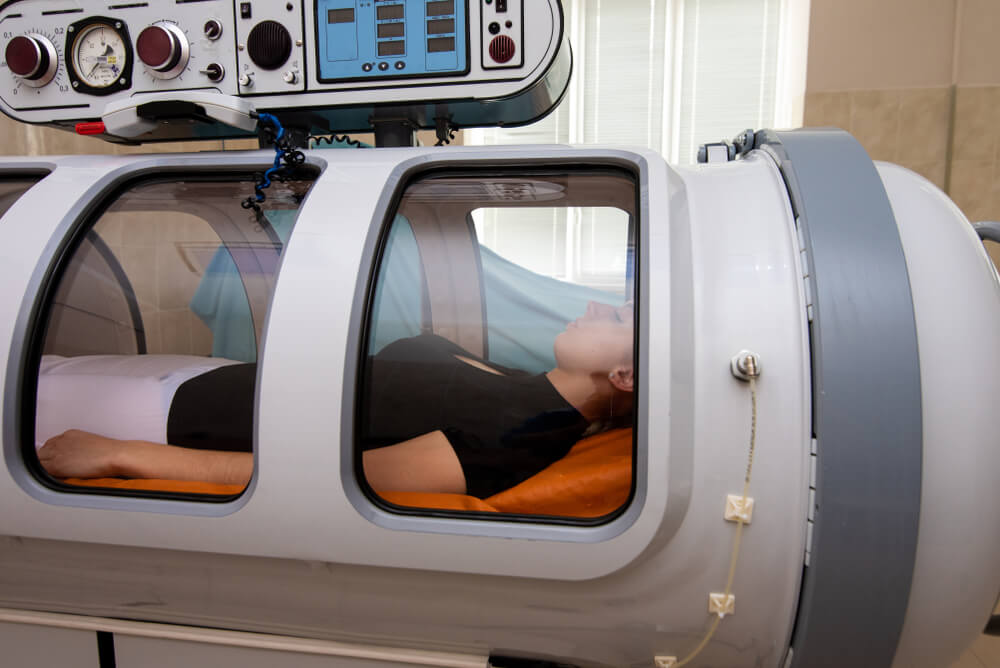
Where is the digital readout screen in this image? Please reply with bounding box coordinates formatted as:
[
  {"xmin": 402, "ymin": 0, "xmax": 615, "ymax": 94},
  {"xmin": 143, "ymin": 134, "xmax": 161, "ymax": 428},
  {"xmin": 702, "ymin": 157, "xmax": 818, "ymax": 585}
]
[
  {"xmin": 378, "ymin": 40, "xmax": 406, "ymax": 56},
  {"xmin": 376, "ymin": 4, "xmax": 405, "ymax": 20},
  {"xmin": 426, "ymin": 18, "xmax": 454, "ymax": 34},
  {"xmin": 377, "ymin": 22, "xmax": 406, "ymax": 37},
  {"xmin": 328, "ymin": 8, "xmax": 355, "ymax": 23},
  {"xmin": 427, "ymin": 36, "xmax": 455, "ymax": 52},
  {"xmin": 426, "ymin": 1, "xmax": 454, "ymax": 17}
]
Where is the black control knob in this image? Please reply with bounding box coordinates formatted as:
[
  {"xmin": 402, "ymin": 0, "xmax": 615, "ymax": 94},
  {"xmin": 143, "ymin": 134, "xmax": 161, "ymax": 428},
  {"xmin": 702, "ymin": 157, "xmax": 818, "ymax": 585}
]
[
  {"xmin": 200, "ymin": 63, "xmax": 225, "ymax": 82},
  {"xmin": 5, "ymin": 34, "xmax": 57, "ymax": 85},
  {"xmin": 246, "ymin": 20, "xmax": 292, "ymax": 71},
  {"xmin": 203, "ymin": 20, "xmax": 223, "ymax": 40}
]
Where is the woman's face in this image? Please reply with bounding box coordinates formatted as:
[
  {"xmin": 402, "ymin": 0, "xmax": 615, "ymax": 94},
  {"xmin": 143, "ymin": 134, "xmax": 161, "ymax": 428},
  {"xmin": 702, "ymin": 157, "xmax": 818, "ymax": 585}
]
[{"xmin": 553, "ymin": 301, "xmax": 634, "ymax": 376}]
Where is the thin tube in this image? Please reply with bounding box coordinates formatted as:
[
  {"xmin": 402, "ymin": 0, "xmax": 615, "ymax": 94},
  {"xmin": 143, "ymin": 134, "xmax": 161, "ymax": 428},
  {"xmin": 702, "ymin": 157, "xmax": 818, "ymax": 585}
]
[{"xmin": 676, "ymin": 376, "xmax": 757, "ymax": 667}]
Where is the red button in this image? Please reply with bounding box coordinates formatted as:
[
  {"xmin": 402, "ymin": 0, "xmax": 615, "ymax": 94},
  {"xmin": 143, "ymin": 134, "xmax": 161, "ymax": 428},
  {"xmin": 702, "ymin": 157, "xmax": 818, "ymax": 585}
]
[
  {"xmin": 137, "ymin": 26, "xmax": 178, "ymax": 70},
  {"xmin": 5, "ymin": 35, "xmax": 42, "ymax": 78},
  {"xmin": 75, "ymin": 121, "xmax": 107, "ymax": 135}
]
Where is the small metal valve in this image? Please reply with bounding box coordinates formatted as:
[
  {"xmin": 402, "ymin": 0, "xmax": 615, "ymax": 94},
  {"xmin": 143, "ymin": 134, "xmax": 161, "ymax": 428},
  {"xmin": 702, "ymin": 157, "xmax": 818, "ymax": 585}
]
[{"xmin": 731, "ymin": 350, "xmax": 761, "ymax": 381}]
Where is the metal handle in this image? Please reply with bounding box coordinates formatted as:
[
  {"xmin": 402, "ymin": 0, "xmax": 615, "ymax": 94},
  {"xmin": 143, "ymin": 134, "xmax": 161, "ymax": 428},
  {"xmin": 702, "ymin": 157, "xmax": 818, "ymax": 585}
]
[{"xmin": 973, "ymin": 221, "xmax": 1000, "ymax": 243}]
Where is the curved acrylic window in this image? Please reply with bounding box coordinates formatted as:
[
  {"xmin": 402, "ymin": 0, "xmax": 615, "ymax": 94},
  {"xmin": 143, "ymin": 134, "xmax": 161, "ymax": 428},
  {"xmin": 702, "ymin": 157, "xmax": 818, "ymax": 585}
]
[
  {"xmin": 0, "ymin": 176, "xmax": 45, "ymax": 219},
  {"xmin": 359, "ymin": 168, "xmax": 637, "ymax": 521},
  {"xmin": 28, "ymin": 175, "xmax": 316, "ymax": 498}
]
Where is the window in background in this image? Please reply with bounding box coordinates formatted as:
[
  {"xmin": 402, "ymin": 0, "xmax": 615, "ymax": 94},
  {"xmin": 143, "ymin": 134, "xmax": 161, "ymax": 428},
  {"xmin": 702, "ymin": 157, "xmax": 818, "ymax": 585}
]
[
  {"xmin": 466, "ymin": 0, "xmax": 809, "ymax": 162},
  {"xmin": 465, "ymin": 0, "xmax": 808, "ymax": 286},
  {"xmin": 471, "ymin": 206, "xmax": 630, "ymax": 292}
]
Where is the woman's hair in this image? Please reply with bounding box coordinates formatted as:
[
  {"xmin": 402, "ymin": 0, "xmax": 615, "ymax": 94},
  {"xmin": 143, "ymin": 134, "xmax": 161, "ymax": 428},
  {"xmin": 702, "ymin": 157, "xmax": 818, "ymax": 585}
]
[{"xmin": 582, "ymin": 387, "xmax": 634, "ymax": 437}]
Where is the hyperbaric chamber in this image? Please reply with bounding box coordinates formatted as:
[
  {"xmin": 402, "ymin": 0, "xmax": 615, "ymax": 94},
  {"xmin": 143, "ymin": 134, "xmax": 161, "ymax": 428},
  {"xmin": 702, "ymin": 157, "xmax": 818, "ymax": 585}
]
[{"xmin": 0, "ymin": 129, "xmax": 998, "ymax": 668}]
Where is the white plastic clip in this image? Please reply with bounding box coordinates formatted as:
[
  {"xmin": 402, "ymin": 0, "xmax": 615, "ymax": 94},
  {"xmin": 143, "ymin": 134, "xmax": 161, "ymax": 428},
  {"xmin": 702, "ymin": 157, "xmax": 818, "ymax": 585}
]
[
  {"xmin": 708, "ymin": 593, "xmax": 736, "ymax": 618},
  {"xmin": 654, "ymin": 657, "xmax": 678, "ymax": 668},
  {"xmin": 724, "ymin": 494, "xmax": 754, "ymax": 524}
]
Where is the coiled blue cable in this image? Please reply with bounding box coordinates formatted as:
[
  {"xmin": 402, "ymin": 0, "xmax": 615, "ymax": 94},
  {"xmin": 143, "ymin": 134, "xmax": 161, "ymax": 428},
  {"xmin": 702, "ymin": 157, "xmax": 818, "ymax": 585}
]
[{"xmin": 254, "ymin": 112, "xmax": 287, "ymax": 203}]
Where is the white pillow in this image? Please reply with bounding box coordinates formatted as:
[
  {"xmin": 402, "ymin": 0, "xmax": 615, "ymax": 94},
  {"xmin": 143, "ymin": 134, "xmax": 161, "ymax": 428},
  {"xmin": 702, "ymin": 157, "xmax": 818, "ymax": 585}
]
[{"xmin": 35, "ymin": 354, "xmax": 241, "ymax": 449}]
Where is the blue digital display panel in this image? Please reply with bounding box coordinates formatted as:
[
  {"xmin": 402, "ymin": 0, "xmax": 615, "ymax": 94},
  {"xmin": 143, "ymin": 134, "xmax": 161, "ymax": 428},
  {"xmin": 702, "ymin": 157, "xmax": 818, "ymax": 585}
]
[{"xmin": 316, "ymin": 0, "xmax": 467, "ymax": 82}]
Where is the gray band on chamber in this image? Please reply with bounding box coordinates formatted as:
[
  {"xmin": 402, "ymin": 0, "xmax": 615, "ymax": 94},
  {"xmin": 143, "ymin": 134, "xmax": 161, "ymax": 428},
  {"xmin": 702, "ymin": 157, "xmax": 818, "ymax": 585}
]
[
  {"xmin": 756, "ymin": 129, "xmax": 923, "ymax": 668},
  {"xmin": 974, "ymin": 221, "xmax": 1000, "ymax": 244}
]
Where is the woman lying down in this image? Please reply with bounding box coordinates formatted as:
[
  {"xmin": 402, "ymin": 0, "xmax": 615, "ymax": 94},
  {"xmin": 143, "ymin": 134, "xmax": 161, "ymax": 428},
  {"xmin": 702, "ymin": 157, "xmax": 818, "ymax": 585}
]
[{"xmin": 37, "ymin": 301, "xmax": 634, "ymax": 499}]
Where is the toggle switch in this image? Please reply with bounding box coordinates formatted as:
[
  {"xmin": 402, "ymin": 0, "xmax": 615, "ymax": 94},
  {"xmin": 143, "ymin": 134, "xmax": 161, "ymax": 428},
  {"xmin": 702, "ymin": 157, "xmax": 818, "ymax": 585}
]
[{"xmin": 200, "ymin": 63, "xmax": 225, "ymax": 82}]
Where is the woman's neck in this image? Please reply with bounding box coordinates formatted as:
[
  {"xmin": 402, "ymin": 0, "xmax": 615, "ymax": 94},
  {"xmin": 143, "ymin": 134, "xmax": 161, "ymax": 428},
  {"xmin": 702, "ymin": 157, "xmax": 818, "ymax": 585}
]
[{"xmin": 545, "ymin": 368, "xmax": 611, "ymax": 422}]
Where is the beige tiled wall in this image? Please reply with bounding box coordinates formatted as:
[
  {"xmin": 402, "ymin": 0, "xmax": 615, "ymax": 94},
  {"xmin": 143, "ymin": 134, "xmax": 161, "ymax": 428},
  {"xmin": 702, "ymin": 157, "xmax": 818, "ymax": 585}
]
[
  {"xmin": 804, "ymin": 85, "xmax": 1000, "ymax": 268},
  {"xmin": 803, "ymin": 88, "xmax": 952, "ymax": 188}
]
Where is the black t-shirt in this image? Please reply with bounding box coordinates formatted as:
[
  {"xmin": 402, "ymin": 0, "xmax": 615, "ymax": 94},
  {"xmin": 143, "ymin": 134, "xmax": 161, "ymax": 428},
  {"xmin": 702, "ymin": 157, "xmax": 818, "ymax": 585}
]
[
  {"xmin": 164, "ymin": 334, "xmax": 588, "ymax": 499},
  {"xmin": 167, "ymin": 363, "xmax": 256, "ymax": 453},
  {"xmin": 361, "ymin": 334, "xmax": 588, "ymax": 498}
]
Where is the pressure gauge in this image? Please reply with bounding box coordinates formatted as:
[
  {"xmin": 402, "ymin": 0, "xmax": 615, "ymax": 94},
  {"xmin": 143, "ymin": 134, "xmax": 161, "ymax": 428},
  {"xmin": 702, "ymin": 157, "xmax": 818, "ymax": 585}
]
[{"xmin": 65, "ymin": 17, "xmax": 132, "ymax": 95}]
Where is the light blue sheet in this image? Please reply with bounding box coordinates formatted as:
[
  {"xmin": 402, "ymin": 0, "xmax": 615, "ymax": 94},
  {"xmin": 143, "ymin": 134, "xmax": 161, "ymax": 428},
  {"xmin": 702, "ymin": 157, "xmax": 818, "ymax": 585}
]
[
  {"xmin": 369, "ymin": 218, "xmax": 621, "ymax": 374},
  {"xmin": 193, "ymin": 213, "xmax": 622, "ymax": 373},
  {"xmin": 368, "ymin": 215, "xmax": 424, "ymax": 353},
  {"xmin": 189, "ymin": 210, "xmax": 297, "ymax": 363},
  {"xmin": 191, "ymin": 139, "xmax": 370, "ymax": 362}
]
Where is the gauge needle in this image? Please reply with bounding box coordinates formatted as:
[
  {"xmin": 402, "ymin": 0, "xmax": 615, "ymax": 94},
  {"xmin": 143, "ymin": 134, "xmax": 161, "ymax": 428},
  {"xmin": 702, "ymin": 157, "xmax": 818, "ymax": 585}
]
[{"xmin": 84, "ymin": 47, "xmax": 115, "ymax": 78}]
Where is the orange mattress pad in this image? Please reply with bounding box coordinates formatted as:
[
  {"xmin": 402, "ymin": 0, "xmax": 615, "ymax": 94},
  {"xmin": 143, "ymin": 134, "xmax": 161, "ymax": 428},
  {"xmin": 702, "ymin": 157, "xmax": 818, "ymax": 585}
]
[{"xmin": 61, "ymin": 428, "xmax": 634, "ymax": 518}]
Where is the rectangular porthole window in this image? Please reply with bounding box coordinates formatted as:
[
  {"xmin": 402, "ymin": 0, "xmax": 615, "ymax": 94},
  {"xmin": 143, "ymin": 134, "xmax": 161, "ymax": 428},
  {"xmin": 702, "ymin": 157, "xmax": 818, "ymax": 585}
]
[
  {"xmin": 358, "ymin": 167, "xmax": 637, "ymax": 522},
  {"xmin": 26, "ymin": 173, "xmax": 317, "ymax": 500}
]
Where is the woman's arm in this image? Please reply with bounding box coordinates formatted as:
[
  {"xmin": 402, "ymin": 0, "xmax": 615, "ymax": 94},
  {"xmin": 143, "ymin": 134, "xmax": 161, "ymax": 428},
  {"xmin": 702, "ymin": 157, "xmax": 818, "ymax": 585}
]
[
  {"xmin": 362, "ymin": 430, "xmax": 466, "ymax": 494},
  {"xmin": 39, "ymin": 430, "xmax": 252, "ymax": 486},
  {"xmin": 39, "ymin": 428, "xmax": 467, "ymax": 494}
]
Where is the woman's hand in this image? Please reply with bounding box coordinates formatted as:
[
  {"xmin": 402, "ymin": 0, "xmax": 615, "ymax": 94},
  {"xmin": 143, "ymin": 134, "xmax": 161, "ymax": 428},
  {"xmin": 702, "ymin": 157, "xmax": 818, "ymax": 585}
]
[{"xmin": 38, "ymin": 429, "xmax": 128, "ymax": 479}]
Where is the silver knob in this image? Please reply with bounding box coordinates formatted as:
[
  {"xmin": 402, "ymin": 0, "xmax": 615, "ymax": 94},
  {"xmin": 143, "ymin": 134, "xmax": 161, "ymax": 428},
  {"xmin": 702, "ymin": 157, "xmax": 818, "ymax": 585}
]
[
  {"xmin": 282, "ymin": 69, "xmax": 298, "ymax": 84},
  {"xmin": 5, "ymin": 33, "xmax": 58, "ymax": 87},
  {"xmin": 238, "ymin": 72, "xmax": 253, "ymax": 87},
  {"xmin": 136, "ymin": 22, "xmax": 189, "ymax": 79}
]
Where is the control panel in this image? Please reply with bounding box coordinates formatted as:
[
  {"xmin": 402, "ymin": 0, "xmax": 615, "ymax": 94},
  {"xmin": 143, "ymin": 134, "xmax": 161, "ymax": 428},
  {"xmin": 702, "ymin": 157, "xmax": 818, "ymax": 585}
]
[
  {"xmin": 316, "ymin": 0, "xmax": 469, "ymax": 82},
  {"xmin": 233, "ymin": 1, "xmax": 306, "ymax": 95},
  {"xmin": 0, "ymin": 0, "xmax": 566, "ymax": 142}
]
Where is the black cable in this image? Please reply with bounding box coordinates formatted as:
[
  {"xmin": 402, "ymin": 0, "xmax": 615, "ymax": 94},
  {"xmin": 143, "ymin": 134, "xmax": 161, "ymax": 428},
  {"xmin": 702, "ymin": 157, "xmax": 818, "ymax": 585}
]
[
  {"xmin": 434, "ymin": 115, "xmax": 458, "ymax": 146},
  {"xmin": 309, "ymin": 133, "xmax": 367, "ymax": 149}
]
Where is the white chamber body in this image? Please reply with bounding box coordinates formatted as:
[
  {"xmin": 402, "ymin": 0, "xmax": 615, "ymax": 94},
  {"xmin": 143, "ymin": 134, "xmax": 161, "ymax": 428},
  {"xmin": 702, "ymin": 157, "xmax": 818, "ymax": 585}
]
[{"xmin": 0, "ymin": 130, "xmax": 995, "ymax": 668}]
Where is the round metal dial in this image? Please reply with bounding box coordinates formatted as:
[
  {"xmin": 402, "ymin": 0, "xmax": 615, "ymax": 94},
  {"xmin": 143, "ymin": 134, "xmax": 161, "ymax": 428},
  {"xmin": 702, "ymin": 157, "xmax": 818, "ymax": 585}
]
[
  {"xmin": 5, "ymin": 33, "xmax": 58, "ymax": 87},
  {"xmin": 136, "ymin": 22, "xmax": 189, "ymax": 79},
  {"xmin": 71, "ymin": 23, "xmax": 129, "ymax": 88}
]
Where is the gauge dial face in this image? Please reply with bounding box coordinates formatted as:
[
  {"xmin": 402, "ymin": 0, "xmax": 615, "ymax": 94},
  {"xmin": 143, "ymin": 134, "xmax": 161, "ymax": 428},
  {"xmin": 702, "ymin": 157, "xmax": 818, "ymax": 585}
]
[{"xmin": 71, "ymin": 24, "xmax": 128, "ymax": 88}]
